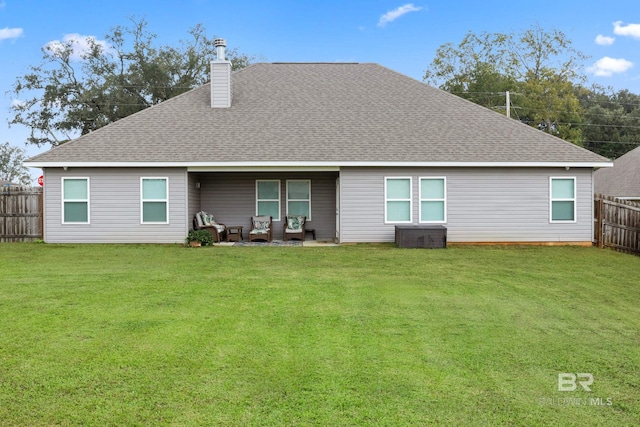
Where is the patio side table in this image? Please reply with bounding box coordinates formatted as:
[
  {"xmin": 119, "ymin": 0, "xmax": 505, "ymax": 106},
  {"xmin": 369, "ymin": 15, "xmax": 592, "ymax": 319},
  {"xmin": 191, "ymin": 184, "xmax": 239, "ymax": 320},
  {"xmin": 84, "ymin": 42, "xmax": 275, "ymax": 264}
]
[{"xmin": 226, "ymin": 226, "xmax": 244, "ymax": 242}]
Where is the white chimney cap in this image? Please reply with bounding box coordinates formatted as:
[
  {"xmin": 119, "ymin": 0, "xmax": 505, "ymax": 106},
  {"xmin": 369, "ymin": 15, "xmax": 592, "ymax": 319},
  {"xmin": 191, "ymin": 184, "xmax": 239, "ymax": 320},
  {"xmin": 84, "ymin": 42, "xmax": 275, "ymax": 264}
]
[{"xmin": 214, "ymin": 38, "xmax": 227, "ymax": 62}]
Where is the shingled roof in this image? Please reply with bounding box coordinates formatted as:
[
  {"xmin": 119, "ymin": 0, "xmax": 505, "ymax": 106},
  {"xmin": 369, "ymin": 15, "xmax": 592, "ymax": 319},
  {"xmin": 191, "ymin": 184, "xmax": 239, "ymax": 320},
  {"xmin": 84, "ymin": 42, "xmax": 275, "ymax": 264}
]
[
  {"xmin": 594, "ymin": 145, "xmax": 640, "ymax": 198},
  {"xmin": 27, "ymin": 62, "xmax": 610, "ymax": 167}
]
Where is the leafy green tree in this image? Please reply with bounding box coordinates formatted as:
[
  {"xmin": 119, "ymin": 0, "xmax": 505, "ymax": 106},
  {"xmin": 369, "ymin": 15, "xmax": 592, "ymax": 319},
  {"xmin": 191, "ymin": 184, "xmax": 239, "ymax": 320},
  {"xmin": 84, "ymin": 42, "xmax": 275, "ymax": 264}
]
[
  {"xmin": 515, "ymin": 70, "xmax": 583, "ymax": 143},
  {"xmin": 9, "ymin": 18, "xmax": 253, "ymax": 147},
  {"xmin": 0, "ymin": 142, "xmax": 32, "ymax": 185},
  {"xmin": 577, "ymin": 86, "xmax": 640, "ymax": 159},
  {"xmin": 424, "ymin": 25, "xmax": 587, "ymax": 144},
  {"xmin": 437, "ymin": 61, "xmax": 518, "ymax": 113},
  {"xmin": 424, "ymin": 31, "xmax": 512, "ymax": 94}
]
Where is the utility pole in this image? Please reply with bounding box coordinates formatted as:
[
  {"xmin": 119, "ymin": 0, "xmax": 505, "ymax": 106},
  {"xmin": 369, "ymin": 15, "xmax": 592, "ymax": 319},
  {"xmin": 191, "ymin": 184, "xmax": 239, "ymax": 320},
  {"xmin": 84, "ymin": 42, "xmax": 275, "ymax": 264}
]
[{"xmin": 506, "ymin": 91, "xmax": 510, "ymax": 118}]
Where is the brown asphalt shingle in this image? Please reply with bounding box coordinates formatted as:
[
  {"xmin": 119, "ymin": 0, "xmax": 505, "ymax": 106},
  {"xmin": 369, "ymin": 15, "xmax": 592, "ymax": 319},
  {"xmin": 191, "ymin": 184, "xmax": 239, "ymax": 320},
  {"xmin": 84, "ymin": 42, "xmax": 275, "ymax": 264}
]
[{"xmin": 27, "ymin": 63, "xmax": 610, "ymax": 165}]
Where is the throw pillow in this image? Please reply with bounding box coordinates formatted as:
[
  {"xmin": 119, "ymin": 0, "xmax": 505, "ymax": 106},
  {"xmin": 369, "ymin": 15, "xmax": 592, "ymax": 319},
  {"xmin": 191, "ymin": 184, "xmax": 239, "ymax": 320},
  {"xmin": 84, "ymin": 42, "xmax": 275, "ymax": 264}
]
[
  {"xmin": 287, "ymin": 216, "xmax": 304, "ymax": 230},
  {"xmin": 253, "ymin": 220, "xmax": 269, "ymax": 231},
  {"xmin": 203, "ymin": 213, "xmax": 217, "ymax": 226}
]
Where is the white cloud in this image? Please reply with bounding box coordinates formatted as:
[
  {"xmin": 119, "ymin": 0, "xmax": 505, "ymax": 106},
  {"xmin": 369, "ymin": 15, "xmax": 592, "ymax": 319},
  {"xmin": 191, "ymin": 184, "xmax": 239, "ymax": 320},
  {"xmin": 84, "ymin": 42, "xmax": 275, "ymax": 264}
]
[
  {"xmin": 0, "ymin": 27, "xmax": 23, "ymax": 41},
  {"xmin": 378, "ymin": 3, "xmax": 424, "ymax": 28},
  {"xmin": 613, "ymin": 21, "xmax": 640, "ymax": 39},
  {"xmin": 595, "ymin": 34, "xmax": 615, "ymax": 46},
  {"xmin": 588, "ymin": 57, "xmax": 633, "ymax": 77},
  {"xmin": 45, "ymin": 33, "xmax": 110, "ymax": 61},
  {"xmin": 11, "ymin": 99, "xmax": 25, "ymax": 108}
]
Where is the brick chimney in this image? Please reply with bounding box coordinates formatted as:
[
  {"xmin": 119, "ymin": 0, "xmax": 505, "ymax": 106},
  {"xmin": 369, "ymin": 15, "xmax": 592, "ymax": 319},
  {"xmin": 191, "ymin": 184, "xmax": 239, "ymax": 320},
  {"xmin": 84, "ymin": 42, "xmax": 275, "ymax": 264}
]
[{"xmin": 211, "ymin": 38, "xmax": 232, "ymax": 108}]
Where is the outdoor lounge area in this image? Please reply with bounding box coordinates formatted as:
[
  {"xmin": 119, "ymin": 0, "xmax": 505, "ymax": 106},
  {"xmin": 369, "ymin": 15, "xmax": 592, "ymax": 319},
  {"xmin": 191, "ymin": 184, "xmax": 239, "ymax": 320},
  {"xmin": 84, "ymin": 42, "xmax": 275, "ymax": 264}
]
[
  {"xmin": 186, "ymin": 171, "xmax": 338, "ymax": 246},
  {"xmin": 192, "ymin": 211, "xmax": 328, "ymax": 245}
]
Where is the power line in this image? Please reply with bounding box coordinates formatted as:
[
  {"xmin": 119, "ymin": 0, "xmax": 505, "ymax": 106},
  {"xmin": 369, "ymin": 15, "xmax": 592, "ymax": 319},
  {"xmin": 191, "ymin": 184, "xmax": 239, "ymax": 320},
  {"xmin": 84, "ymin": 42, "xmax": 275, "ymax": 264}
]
[
  {"xmin": 450, "ymin": 90, "xmax": 640, "ymax": 109},
  {"xmin": 582, "ymin": 140, "xmax": 640, "ymax": 145}
]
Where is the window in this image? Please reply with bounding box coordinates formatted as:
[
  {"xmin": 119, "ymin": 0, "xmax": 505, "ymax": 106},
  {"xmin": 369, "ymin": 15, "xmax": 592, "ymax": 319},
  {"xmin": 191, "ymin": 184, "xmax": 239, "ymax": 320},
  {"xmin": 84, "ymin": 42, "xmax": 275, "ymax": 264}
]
[
  {"xmin": 62, "ymin": 178, "xmax": 89, "ymax": 224},
  {"xmin": 550, "ymin": 177, "xmax": 576, "ymax": 222},
  {"xmin": 141, "ymin": 178, "xmax": 168, "ymax": 224},
  {"xmin": 287, "ymin": 180, "xmax": 311, "ymax": 219},
  {"xmin": 420, "ymin": 177, "xmax": 446, "ymax": 223},
  {"xmin": 256, "ymin": 180, "xmax": 280, "ymax": 220},
  {"xmin": 385, "ymin": 177, "xmax": 412, "ymax": 223}
]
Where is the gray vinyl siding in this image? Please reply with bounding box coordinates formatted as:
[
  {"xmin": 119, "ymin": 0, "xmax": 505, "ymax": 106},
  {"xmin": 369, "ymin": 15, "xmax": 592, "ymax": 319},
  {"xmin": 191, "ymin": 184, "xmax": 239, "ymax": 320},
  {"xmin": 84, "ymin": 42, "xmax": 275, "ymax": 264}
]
[
  {"xmin": 43, "ymin": 167, "xmax": 188, "ymax": 243},
  {"xmin": 340, "ymin": 167, "xmax": 594, "ymax": 243},
  {"xmin": 191, "ymin": 172, "xmax": 337, "ymax": 241},
  {"xmin": 42, "ymin": 166, "xmax": 593, "ymax": 244}
]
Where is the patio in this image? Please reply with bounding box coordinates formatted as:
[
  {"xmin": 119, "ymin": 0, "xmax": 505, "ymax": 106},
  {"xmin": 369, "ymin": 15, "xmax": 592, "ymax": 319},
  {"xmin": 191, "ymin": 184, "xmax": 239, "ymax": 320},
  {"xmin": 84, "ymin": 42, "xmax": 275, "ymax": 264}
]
[{"xmin": 214, "ymin": 239, "xmax": 338, "ymax": 247}]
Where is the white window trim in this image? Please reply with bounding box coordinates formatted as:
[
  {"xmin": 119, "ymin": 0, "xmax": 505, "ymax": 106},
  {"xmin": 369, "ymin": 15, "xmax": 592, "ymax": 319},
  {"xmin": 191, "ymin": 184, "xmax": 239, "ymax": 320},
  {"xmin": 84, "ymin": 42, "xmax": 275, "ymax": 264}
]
[
  {"xmin": 419, "ymin": 176, "xmax": 447, "ymax": 224},
  {"xmin": 61, "ymin": 177, "xmax": 90, "ymax": 224},
  {"xmin": 141, "ymin": 177, "xmax": 169, "ymax": 224},
  {"xmin": 256, "ymin": 179, "xmax": 281, "ymax": 221},
  {"xmin": 286, "ymin": 179, "xmax": 311, "ymax": 220},
  {"xmin": 549, "ymin": 177, "xmax": 576, "ymax": 223},
  {"xmin": 384, "ymin": 177, "xmax": 413, "ymax": 224}
]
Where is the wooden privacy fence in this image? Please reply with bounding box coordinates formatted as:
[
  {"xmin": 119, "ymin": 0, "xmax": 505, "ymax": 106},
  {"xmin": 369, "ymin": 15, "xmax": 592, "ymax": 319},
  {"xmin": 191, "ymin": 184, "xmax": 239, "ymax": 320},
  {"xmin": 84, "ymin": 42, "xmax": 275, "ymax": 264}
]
[
  {"xmin": 0, "ymin": 185, "xmax": 43, "ymax": 242},
  {"xmin": 594, "ymin": 194, "xmax": 640, "ymax": 254}
]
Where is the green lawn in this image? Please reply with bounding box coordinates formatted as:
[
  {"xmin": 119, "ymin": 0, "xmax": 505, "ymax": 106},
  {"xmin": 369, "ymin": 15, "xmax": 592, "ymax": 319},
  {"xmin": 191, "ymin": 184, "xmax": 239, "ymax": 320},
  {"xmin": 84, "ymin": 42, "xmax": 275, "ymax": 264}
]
[{"xmin": 0, "ymin": 243, "xmax": 638, "ymax": 426}]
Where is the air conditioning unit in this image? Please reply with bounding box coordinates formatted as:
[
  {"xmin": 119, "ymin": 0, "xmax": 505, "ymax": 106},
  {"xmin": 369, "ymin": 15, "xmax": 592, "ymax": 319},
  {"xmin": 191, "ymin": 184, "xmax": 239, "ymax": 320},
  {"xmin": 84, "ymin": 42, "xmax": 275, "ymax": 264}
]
[{"xmin": 395, "ymin": 225, "xmax": 447, "ymax": 249}]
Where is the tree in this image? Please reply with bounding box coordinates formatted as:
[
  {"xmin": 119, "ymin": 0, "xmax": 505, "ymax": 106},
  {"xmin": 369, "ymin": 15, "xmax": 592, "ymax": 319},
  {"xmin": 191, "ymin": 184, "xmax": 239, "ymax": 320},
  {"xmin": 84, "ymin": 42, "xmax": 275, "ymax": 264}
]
[
  {"xmin": 515, "ymin": 69, "xmax": 583, "ymax": 143},
  {"xmin": 577, "ymin": 85, "xmax": 640, "ymax": 159},
  {"xmin": 9, "ymin": 18, "xmax": 253, "ymax": 147},
  {"xmin": 0, "ymin": 142, "xmax": 32, "ymax": 185},
  {"xmin": 434, "ymin": 61, "xmax": 518, "ymax": 113},
  {"xmin": 424, "ymin": 25, "xmax": 587, "ymax": 144}
]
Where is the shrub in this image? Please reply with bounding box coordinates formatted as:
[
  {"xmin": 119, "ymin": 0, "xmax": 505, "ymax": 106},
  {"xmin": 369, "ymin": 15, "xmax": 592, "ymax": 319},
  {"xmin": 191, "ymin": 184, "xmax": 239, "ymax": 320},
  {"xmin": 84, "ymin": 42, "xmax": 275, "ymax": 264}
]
[{"xmin": 187, "ymin": 229, "xmax": 213, "ymax": 246}]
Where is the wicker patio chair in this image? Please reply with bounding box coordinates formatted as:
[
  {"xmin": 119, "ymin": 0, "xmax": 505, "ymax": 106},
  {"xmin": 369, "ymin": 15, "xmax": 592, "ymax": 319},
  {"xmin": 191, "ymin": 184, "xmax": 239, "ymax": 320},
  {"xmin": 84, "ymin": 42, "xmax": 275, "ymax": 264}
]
[
  {"xmin": 249, "ymin": 215, "xmax": 273, "ymax": 242},
  {"xmin": 283, "ymin": 215, "xmax": 306, "ymax": 241},
  {"xmin": 193, "ymin": 211, "xmax": 227, "ymax": 242}
]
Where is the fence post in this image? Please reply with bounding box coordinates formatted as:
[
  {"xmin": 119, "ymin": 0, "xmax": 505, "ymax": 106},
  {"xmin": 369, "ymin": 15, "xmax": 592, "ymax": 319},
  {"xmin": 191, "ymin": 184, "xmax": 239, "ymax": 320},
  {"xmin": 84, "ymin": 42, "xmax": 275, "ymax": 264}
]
[
  {"xmin": 595, "ymin": 196, "xmax": 604, "ymax": 249},
  {"xmin": 39, "ymin": 190, "xmax": 44, "ymax": 240}
]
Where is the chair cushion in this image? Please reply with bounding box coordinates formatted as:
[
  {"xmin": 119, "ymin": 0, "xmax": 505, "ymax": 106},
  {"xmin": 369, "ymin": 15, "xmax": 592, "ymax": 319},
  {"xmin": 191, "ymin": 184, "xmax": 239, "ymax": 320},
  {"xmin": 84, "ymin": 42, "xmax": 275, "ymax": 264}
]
[
  {"xmin": 287, "ymin": 216, "xmax": 304, "ymax": 230},
  {"xmin": 250, "ymin": 229, "xmax": 269, "ymax": 234},
  {"xmin": 195, "ymin": 212, "xmax": 205, "ymax": 227},
  {"xmin": 285, "ymin": 228, "xmax": 302, "ymax": 234}
]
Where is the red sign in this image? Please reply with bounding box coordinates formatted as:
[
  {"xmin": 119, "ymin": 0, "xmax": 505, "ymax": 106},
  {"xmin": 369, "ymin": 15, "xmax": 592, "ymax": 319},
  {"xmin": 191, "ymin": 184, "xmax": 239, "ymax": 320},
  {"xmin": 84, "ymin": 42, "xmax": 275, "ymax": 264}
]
[{"xmin": 37, "ymin": 175, "xmax": 44, "ymax": 187}]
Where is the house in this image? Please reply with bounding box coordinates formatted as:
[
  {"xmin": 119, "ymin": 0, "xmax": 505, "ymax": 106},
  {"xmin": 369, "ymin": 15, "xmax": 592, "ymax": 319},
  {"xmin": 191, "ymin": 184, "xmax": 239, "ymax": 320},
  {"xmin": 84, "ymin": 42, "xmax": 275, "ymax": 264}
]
[
  {"xmin": 594, "ymin": 145, "xmax": 640, "ymax": 202},
  {"xmin": 25, "ymin": 40, "xmax": 611, "ymax": 244}
]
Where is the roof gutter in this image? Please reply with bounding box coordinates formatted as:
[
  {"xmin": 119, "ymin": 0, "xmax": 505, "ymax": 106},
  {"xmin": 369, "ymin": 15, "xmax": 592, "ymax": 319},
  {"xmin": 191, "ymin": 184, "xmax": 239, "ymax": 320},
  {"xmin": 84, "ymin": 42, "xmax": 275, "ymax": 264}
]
[{"xmin": 24, "ymin": 161, "xmax": 614, "ymax": 169}]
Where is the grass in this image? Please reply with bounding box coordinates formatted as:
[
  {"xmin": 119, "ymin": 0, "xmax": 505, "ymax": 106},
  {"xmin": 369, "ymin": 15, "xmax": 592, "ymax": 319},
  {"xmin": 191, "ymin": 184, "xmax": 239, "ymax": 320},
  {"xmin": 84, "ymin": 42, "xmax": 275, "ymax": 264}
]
[{"xmin": 0, "ymin": 243, "xmax": 639, "ymax": 426}]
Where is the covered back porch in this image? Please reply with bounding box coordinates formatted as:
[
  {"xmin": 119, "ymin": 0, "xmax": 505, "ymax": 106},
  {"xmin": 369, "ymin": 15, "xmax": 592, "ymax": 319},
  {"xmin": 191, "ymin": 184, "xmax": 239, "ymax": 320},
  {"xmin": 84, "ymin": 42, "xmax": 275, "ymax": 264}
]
[{"xmin": 187, "ymin": 171, "xmax": 339, "ymax": 242}]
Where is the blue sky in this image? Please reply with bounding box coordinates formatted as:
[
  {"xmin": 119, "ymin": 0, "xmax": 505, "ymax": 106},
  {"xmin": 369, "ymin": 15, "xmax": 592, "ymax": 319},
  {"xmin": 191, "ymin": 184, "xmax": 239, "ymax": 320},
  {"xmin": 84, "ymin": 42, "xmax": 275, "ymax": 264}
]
[{"xmin": 1, "ymin": 0, "xmax": 639, "ymax": 179}]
